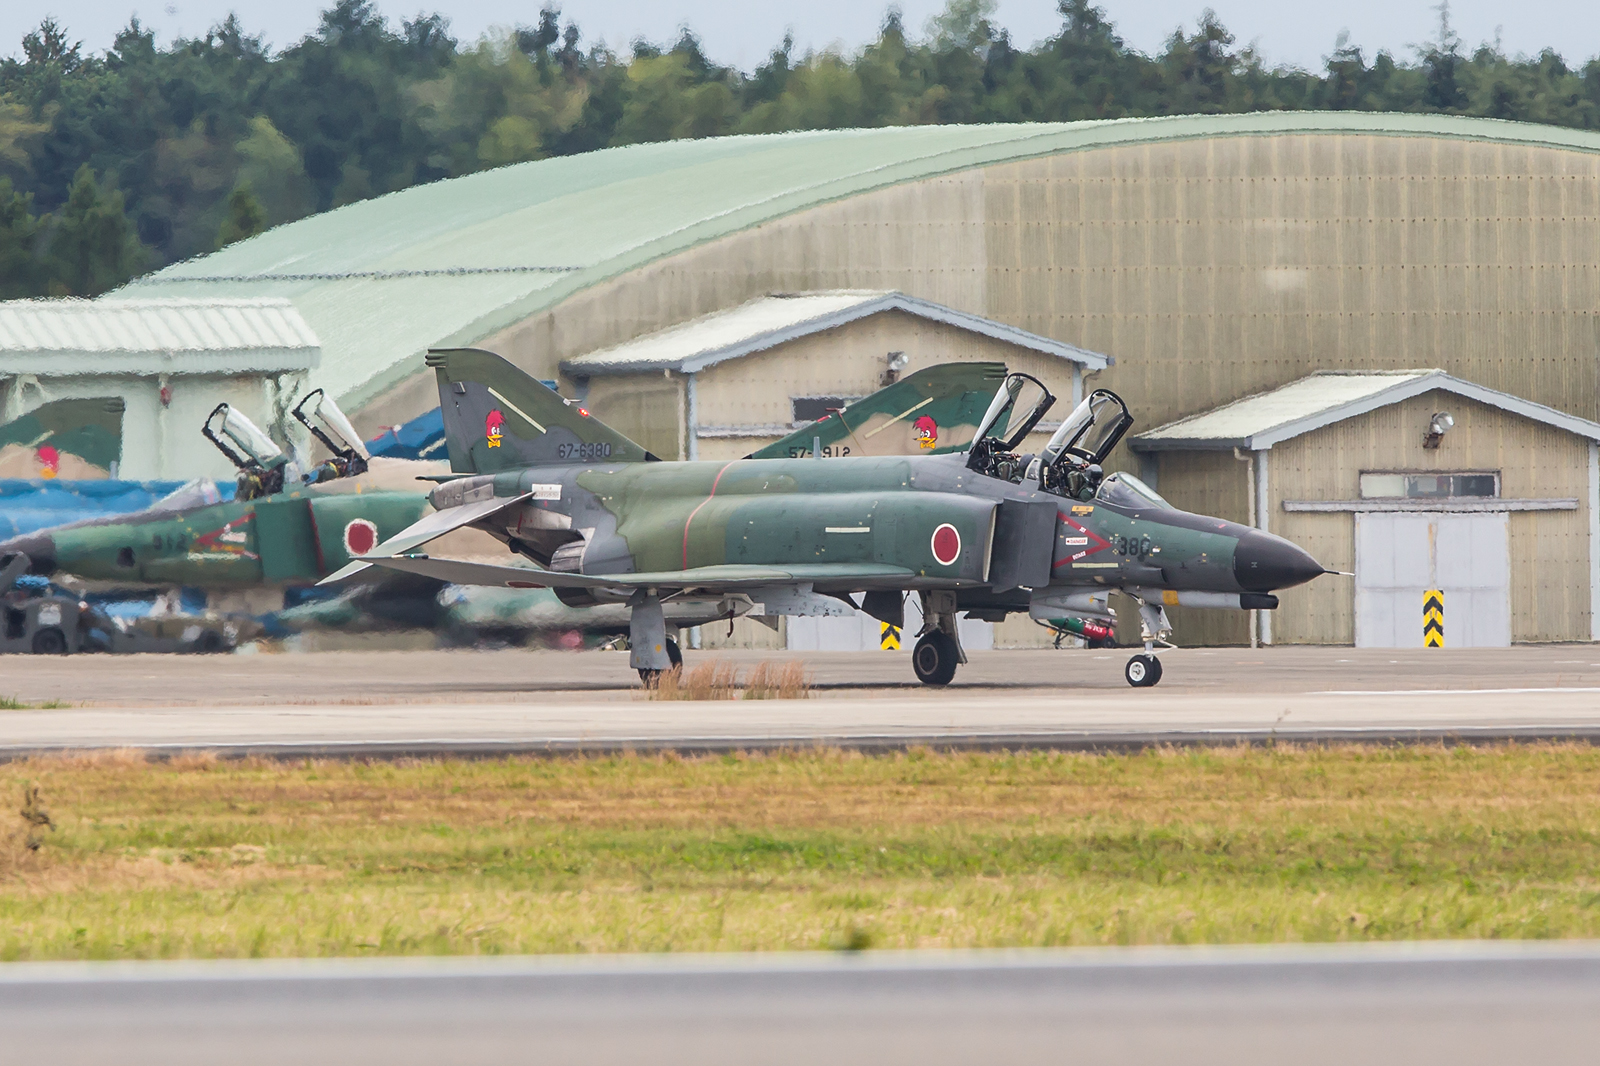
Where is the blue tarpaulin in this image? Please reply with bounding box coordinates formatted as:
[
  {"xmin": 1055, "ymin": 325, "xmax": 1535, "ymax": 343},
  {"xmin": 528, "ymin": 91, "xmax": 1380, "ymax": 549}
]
[
  {"xmin": 367, "ymin": 407, "xmax": 445, "ymax": 460},
  {"xmin": 0, "ymin": 479, "xmax": 236, "ymax": 539}
]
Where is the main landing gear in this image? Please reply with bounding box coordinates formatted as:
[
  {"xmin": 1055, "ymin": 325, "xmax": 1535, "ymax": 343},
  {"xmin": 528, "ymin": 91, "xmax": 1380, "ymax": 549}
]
[
  {"xmin": 629, "ymin": 591, "xmax": 684, "ymax": 686},
  {"xmin": 912, "ymin": 590, "xmax": 966, "ymax": 687},
  {"xmin": 1123, "ymin": 597, "xmax": 1174, "ymax": 688},
  {"xmin": 638, "ymin": 637, "xmax": 683, "ymax": 686}
]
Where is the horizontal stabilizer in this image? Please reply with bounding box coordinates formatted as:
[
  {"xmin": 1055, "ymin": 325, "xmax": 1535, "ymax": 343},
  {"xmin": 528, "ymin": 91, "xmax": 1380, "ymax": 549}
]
[
  {"xmin": 357, "ymin": 556, "xmax": 916, "ymax": 593},
  {"xmin": 318, "ymin": 492, "xmax": 532, "ymax": 584}
]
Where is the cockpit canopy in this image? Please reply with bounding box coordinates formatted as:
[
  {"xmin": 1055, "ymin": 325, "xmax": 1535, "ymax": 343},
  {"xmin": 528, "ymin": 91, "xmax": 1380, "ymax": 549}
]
[
  {"xmin": 1040, "ymin": 389, "xmax": 1134, "ymax": 470},
  {"xmin": 968, "ymin": 372, "xmax": 1056, "ymax": 453}
]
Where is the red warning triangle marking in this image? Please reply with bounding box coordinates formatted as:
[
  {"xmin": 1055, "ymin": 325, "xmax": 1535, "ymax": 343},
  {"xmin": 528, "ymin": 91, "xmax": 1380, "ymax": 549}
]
[{"xmin": 1053, "ymin": 514, "xmax": 1110, "ymax": 569}]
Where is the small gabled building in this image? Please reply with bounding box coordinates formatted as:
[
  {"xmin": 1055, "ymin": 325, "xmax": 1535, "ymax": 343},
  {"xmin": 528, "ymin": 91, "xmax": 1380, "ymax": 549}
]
[
  {"xmin": 1131, "ymin": 370, "xmax": 1600, "ymax": 648},
  {"xmin": 559, "ymin": 290, "xmax": 1110, "ymax": 463},
  {"xmin": 0, "ymin": 297, "xmax": 320, "ymax": 480}
]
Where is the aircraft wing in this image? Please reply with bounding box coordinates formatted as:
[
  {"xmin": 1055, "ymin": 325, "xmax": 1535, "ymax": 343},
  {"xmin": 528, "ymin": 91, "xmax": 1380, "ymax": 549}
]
[
  {"xmin": 356, "ymin": 555, "xmax": 916, "ymax": 593},
  {"xmin": 318, "ymin": 492, "xmax": 533, "ymax": 584}
]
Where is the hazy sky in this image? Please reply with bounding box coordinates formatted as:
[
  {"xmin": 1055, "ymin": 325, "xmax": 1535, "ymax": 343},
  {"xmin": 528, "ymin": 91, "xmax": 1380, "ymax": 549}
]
[{"xmin": 4, "ymin": 0, "xmax": 1598, "ymax": 72}]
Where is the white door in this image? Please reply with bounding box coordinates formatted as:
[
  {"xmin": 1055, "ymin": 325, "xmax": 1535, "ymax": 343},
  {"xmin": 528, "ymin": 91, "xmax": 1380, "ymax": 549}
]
[{"xmin": 1354, "ymin": 512, "xmax": 1510, "ymax": 648}]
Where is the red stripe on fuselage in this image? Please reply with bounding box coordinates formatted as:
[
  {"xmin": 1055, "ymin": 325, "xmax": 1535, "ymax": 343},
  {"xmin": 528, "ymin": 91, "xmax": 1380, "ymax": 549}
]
[{"xmin": 682, "ymin": 460, "xmax": 742, "ymax": 570}]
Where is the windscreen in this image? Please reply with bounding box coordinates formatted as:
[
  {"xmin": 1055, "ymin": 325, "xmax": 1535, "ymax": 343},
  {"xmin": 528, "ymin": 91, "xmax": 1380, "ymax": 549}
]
[{"xmin": 1094, "ymin": 472, "xmax": 1173, "ymax": 510}]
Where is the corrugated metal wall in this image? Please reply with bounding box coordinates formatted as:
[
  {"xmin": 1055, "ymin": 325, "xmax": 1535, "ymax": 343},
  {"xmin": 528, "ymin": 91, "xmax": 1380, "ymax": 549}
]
[
  {"xmin": 1267, "ymin": 390, "xmax": 1592, "ymax": 644},
  {"xmin": 982, "ymin": 135, "xmax": 1600, "ymax": 431}
]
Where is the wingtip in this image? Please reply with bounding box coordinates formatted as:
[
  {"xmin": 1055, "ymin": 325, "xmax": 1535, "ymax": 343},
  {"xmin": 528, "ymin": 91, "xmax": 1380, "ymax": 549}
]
[{"xmin": 318, "ymin": 560, "xmax": 371, "ymax": 585}]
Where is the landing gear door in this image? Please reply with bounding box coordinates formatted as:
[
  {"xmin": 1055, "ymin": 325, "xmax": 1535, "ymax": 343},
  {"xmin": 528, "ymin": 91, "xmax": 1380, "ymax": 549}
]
[{"xmin": 988, "ymin": 499, "xmax": 1057, "ymax": 594}]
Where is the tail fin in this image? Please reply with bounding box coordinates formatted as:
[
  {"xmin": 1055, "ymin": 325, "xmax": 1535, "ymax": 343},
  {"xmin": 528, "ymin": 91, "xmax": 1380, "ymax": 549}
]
[
  {"xmin": 748, "ymin": 361, "xmax": 1007, "ymax": 459},
  {"xmin": 427, "ymin": 348, "xmax": 657, "ymax": 473}
]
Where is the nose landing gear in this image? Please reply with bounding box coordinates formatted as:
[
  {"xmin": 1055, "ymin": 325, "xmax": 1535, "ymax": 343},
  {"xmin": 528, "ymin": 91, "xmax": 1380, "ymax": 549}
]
[{"xmin": 1123, "ymin": 596, "xmax": 1173, "ymax": 688}]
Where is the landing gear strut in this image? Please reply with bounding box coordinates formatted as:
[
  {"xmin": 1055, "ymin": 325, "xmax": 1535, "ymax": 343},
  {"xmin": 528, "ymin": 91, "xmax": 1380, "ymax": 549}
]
[
  {"xmin": 1123, "ymin": 597, "xmax": 1173, "ymax": 688},
  {"xmin": 912, "ymin": 590, "xmax": 966, "ymax": 686},
  {"xmin": 629, "ymin": 590, "xmax": 683, "ymax": 686}
]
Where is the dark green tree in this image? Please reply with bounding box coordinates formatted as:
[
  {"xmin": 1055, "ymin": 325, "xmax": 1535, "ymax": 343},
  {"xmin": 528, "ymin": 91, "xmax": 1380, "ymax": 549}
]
[
  {"xmin": 0, "ymin": 177, "xmax": 46, "ymax": 298},
  {"xmin": 215, "ymin": 185, "xmax": 266, "ymax": 248},
  {"xmin": 43, "ymin": 164, "xmax": 145, "ymax": 296}
]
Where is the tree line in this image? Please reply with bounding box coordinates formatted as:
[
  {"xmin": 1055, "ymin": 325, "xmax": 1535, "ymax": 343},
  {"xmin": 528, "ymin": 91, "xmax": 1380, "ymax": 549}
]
[{"xmin": 2, "ymin": 0, "xmax": 1599, "ymax": 298}]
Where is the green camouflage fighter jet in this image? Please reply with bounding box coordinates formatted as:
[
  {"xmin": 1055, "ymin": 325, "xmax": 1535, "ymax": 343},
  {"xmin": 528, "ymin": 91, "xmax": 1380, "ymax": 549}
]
[
  {"xmin": 0, "ymin": 393, "xmax": 428, "ymax": 590},
  {"xmin": 326, "ymin": 349, "xmax": 1333, "ymax": 688},
  {"xmin": 749, "ymin": 362, "xmax": 1007, "ymax": 460}
]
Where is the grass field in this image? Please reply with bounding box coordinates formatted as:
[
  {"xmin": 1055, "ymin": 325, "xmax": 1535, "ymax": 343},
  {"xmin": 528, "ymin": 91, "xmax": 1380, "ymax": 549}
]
[{"xmin": 3, "ymin": 744, "xmax": 1600, "ymax": 960}]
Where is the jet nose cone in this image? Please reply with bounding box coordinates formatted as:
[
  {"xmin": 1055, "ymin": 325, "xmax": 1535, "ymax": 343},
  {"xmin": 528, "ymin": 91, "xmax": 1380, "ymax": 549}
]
[{"xmin": 1233, "ymin": 530, "xmax": 1325, "ymax": 592}]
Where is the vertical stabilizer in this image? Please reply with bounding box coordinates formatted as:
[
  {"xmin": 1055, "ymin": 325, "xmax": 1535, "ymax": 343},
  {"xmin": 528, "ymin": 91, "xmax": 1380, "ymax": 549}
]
[{"xmin": 427, "ymin": 348, "xmax": 656, "ymax": 473}]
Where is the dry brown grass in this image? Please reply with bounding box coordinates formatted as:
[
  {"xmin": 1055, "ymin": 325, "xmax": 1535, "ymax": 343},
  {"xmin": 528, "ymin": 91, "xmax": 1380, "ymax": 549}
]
[{"xmin": 646, "ymin": 659, "xmax": 811, "ymax": 700}]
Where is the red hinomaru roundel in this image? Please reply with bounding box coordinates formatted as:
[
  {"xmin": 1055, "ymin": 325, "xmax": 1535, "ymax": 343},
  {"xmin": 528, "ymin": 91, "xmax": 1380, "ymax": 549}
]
[
  {"xmin": 913, "ymin": 415, "xmax": 939, "ymax": 449},
  {"xmin": 930, "ymin": 523, "xmax": 961, "ymax": 566},
  {"xmin": 343, "ymin": 519, "xmax": 379, "ymax": 558},
  {"xmin": 485, "ymin": 409, "xmax": 505, "ymax": 448}
]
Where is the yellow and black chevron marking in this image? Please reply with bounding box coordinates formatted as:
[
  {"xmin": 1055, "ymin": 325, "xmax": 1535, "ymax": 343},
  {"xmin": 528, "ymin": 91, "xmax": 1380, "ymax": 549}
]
[
  {"xmin": 880, "ymin": 623, "xmax": 901, "ymax": 651},
  {"xmin": 1423, "ymin": 589, "xmax": 1444, "ymax": 648}
]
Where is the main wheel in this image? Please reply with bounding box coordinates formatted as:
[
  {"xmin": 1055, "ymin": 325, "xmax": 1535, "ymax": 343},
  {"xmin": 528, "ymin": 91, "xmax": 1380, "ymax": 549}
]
[
  {"xmin": 31, "ymin": 627, "xmax": 67, "ymax": 655},
  {"xmin": 638, "ymin": 638, "xmax": 684, "ymax": 687},
  {"xmin": 1124, "ymin": 654, "xmax": 1162, "ymax": 687},
  {"xmin": 911, "ymin": 631, "xmax": 960, "ymax": 686}
]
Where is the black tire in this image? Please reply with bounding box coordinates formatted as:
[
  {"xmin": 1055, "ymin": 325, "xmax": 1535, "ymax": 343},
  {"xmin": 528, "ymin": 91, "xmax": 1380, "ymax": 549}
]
[
  {"xmin": 197, "ymin": 631, "xmax": 226, "ymax": 654},
  {"xmin": 665, "ymin": 638, "xmax": 682, "ymax": 668},
  {"xmin": 911, "ymin": 631, "xmax": 960, "ymax": 686},
  {"xmin": 1125, "ymin": 654, "xmax": 1161, "ymax": 687},
  {"xmin": 31, "ymin": 627, "xmax": 68, "ymax": 655}
]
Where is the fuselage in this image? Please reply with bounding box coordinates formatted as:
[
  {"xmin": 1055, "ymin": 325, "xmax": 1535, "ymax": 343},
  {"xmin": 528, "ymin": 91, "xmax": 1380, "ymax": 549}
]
[
  {"xmin": 0, "ymin": 490, "xmax": 427, "ymax": 588},
  {"xmin": 448, "ymin": 451, "xmax": 1322, "ymax": 602}
]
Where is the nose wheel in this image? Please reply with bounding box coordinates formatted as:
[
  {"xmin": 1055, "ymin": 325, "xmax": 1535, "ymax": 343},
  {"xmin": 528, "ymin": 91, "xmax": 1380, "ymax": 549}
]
[{"xmin": 1125, "ymin": 654, "xmax": 1162, "ymax": 687}]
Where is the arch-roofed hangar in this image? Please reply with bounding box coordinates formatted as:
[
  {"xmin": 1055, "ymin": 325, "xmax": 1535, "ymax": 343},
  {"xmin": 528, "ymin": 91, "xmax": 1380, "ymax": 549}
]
[{"xmin": 122, "ymin": 111, "xmax": 1600, "ymax": 454}]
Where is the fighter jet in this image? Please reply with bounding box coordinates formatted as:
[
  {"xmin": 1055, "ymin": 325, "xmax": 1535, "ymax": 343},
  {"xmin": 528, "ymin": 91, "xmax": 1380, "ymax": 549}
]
[
  {"xmin": 326, "ymin": 349, "xmax": 1331, "ymax": 687},
  {"xmin": 0, "ymin": 391, "xmax": 427, "ymax": 589}
]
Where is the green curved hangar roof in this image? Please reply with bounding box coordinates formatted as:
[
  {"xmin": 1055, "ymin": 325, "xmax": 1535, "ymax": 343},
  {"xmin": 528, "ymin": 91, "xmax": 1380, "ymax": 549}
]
[{"xmin": 123, "ymin": 111, "xmax": 1600, "ymax": 412}]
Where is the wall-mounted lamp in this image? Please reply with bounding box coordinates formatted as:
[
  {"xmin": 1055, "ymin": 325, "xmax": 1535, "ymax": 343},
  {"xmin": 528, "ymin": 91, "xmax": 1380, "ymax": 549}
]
[
  {"xmin": 1424, "ymin": 411, "xmax": 1454, "ymax": 449},
  {"xmin": 882, "ymin": 350, "xmax": 909, "ymax": 386}
]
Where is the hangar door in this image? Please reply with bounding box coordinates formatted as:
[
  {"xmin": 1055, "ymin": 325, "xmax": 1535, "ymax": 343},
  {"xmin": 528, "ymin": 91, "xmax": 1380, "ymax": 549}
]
[{"xmin": 1354, "ymin": 512, "xmax": 1510, "ymax": 647}]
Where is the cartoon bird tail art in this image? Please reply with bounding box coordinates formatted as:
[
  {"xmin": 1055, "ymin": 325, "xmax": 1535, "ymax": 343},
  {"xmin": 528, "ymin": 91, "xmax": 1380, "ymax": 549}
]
[{"xmin": 426, "ymin": 348, "xmax": 659, "ymax": 474}]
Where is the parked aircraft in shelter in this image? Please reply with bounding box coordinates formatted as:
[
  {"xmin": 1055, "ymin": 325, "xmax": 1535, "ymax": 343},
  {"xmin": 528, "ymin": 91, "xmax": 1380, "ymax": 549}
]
[{"xmin": 327, "ymin": 350, "xmax": 1334, "ymax": 687}]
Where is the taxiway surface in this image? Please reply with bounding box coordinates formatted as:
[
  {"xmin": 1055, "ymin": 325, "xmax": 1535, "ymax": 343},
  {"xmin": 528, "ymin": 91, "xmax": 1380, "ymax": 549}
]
[
  {"xmin": 5, "ymin": 942, "xmax": 1599, "ymax": 1066},
  {"xmin": 0, "ymin": 646, "xmax": 1597, "ymax": 757}
]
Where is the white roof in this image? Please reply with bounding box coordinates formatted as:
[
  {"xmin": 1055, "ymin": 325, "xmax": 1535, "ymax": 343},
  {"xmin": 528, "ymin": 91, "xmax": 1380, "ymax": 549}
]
[
  {"xmin": 0, "ymin": 297, "xmax": 319, "ymax": 375},
  {"xmin": 561, "ymin": 290, "xmax": 1110, "ymax": 376},
  {"xmin": 1131, "ymin": 369, "xmax": 1600, "ymax": 450}
]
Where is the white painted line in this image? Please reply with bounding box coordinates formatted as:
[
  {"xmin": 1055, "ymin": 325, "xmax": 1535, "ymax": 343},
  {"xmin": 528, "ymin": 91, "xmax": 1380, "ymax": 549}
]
[{"xmin": 1315, "ymin": 687, "xmax": 1600, "ymax": 696}]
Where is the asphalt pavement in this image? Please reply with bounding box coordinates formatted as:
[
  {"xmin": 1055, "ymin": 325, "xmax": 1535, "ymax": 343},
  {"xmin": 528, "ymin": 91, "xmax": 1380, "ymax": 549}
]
[
  {"xmin": 2, "ymin": 646, "xmax": 1600, "ymax": 757},
  {"xmin": 4, "ymin": 942, "xmax": 1599, "ymax": 1066}
]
